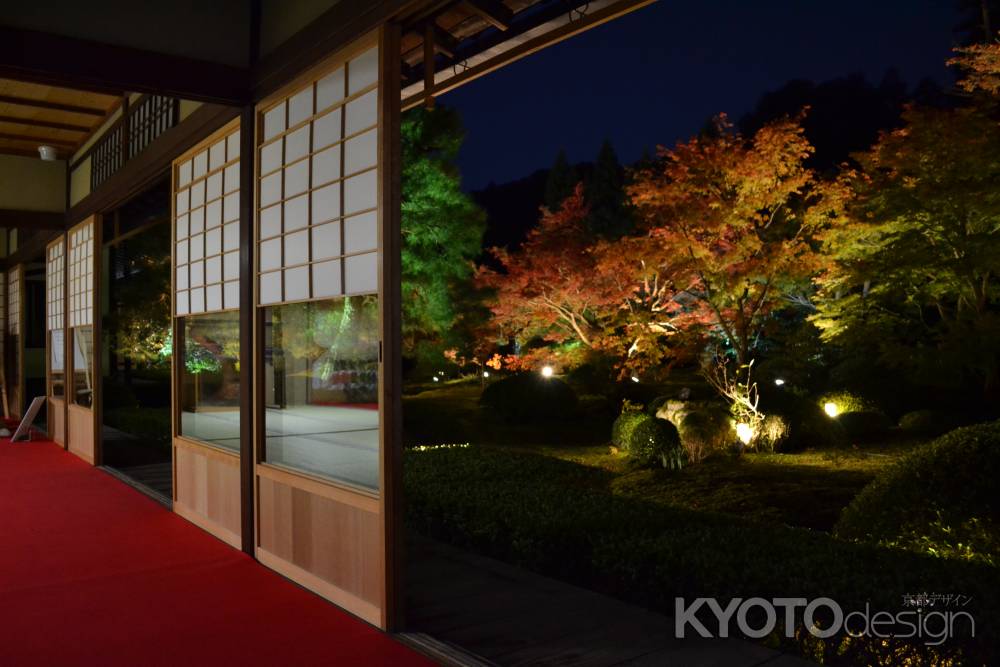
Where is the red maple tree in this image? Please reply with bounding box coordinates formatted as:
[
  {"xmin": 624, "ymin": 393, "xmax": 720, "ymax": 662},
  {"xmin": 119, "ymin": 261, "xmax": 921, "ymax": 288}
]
[
  {"xmin": 478, "ymin": 185, "xmax": 629, "ymax": 357},
  {"xmin": 627, "ymin": 114, "xmax": 843, "ymax": 366}
]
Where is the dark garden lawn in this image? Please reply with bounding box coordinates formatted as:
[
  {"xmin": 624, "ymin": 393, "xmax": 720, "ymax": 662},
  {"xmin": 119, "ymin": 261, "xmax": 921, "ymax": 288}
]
[{"xmin": 404, "ymin": 381, "xmax": 911, "ymax": 532}]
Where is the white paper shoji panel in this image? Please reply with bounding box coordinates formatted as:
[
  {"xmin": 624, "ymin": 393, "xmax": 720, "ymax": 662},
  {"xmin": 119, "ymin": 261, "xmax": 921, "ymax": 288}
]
[
  {"xmin": 256, "ymin": 45, "xmax": 380, "ymax": 306},
  {"xmin": 7, "ymin": 267, "xmax": 21, "ymax": 337},
  {"xmin": 47, "ymin": 241, "xmax": 65, "ymax": 331},
  {"xmin": 174, "ymin": 126, "xmax": 241, "ymax": 316},
  {"xmin": 68, "ymin": 223, "xmax": 94, "ymax": 327}
]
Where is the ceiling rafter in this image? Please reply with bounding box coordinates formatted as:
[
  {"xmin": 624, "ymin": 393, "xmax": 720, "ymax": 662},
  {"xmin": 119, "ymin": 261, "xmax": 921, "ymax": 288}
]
[
  {"xmin": 401, "ymin": 0, "xmax": 593, "ymax": 91},
  {"xmin": 0, "ymin": 131, "xmax": 76, "ymax": 147},
  {"xmin": 402, "ymin": 0, "xmax": 657, "ymax": 110},
  {"xmin": 0, "ymin": 114, "xmax": 90, "ymax": 133},
  {"xmin": 463, "ymin": 0, "xmax": 514, "ymax": 30},
  {"xmin": 0, "ymin": 93, "xmax": 107, "ymax": 117}
]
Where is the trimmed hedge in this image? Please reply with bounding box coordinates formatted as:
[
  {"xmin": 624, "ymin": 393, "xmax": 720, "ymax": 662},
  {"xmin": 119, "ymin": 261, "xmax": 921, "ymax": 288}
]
[
  {"xmin": 898, "ymin": 409, "xmax": 957, "ymax": 437},
  {"xmin": 480, "ymin": 373, "xmax": 578, "ymax": 422},
  {"xmin": 817, "ymin": 390, "xmax": 881, "ymax": 415},
  {"xmin": 837, "ymin": 411, "xmax": 893, "ymax": 440},
  {"xmin": 405, "ymin": 446, "xmax": 998, "ymax": 664},
  {"xmin": 836, "ymin": 421, "xmax": 1000, "ymax": 566}
]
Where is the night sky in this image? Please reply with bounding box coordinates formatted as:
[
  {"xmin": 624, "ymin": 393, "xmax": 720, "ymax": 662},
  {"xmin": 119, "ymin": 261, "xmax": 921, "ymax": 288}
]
[{"xmin": 447, "ymin": 0, "xmax": 959, "ymax": 191}]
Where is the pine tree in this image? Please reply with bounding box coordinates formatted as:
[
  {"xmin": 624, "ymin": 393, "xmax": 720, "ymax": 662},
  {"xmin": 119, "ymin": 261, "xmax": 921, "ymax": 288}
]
[
  {"xmin": 955, "ymin": 0, "xmax": 1000, "ymax": 44},
  {"xmin": 401, "ymin": 106, "xmax": 486, "ymax": 355},
  {"xmin": 543, "ymin": 149, "xmax": 578, "ymax": 211}
]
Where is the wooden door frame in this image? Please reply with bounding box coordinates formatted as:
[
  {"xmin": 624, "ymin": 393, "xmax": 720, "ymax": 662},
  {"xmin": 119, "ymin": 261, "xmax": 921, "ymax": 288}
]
[
  {"xmin": 45, "ymin": 234, "xmax": 69, "ymax": 449},
  {"xmin": 65, "ymin": 216, "xmax": 100, "ymax": 465}
]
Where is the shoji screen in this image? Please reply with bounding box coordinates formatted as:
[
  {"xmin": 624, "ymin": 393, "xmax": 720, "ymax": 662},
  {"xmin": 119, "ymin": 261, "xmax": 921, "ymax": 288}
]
[
  {"xmin": 67, "ymin": 218, "xmax": 97, "ymax": 463},
  {"xmin": 171, "ymin": 118, "xmax": 243, "ymax": 548},
  {"xmin": 5, "ymin": 266, "xmax": 21, "ymax": 418},
  {"xmin": 47, "ymin": 239, "xmax": 67, "ymax": 445},
  {"xmin": 253, "ymin": 28, "xmax": 399, "ymax": 629}
]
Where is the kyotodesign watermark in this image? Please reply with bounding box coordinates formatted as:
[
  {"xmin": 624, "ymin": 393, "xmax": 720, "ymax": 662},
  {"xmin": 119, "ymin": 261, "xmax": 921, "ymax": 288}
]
[{"xmin": 675, "ymin": 596, "xmax": 975, "ymax": 646}]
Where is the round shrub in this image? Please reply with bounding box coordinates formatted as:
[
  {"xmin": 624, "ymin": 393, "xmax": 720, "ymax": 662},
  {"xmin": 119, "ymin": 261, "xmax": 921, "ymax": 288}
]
[
  {"xmin": 898, "ymin": 409, "xmax": 957, "ymax": 437},
  {"xmin": 628, "ymin": 418, "xmax": 684, "ymax": 470},
  {"xmin": 836, "ymin": 421, "xmax": 1000, "ymax": 565},
  {"xmin": 678, "ymin": 408, "xmax": 732, "ymax": 462},
  {"xmin": 480, "ymin": 373, "xmax": 578, "ymax": 422},
  {"xmin": 611, "ymin": 410, "xmax": 652, "ymax": 449},
  {"xmin": 837, "ymin": 411, "xmax": 893, "ymax": 440}
]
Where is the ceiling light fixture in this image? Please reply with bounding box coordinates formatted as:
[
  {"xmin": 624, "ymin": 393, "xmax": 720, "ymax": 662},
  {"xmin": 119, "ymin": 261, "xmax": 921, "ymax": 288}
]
[{"xmin": 38, "ymin": 145, "xmax": 57, "ymax": 161}]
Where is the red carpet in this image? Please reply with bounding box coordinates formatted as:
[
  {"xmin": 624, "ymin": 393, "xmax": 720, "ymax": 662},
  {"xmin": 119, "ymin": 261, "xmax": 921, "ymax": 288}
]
[{"xmin": 0, "ymin": 439, "xmax": 435, "ymax": 666}]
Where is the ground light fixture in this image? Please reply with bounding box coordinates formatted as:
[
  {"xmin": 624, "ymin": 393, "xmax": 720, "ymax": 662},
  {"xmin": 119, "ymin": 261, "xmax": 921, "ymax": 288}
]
[
  {"xmin": 631, "ymin": 376, "xmax": 640, "ymax": 383},
  {"xmin": 735, "ymin": 422, "xmax": 754, "ymax": 445},
  {"xmin": 824, "ymin": 402, "xmax": 840, "ymax": 418},
  {"xmin": 541, "ymin": 365, "xmax": 554, "ymax": 378},
  {"xmin": 774, "ymin": 378, "xmax": 785, "ymax": 386},
  {"xmin": 483, "ymin": 371, "xmax": 490, "ymax": 378}
]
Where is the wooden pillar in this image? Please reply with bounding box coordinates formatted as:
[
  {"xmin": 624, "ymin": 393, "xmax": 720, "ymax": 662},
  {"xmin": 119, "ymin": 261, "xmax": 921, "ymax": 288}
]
[
  {"xmin": 92, "ymin": 219, "xmax": 103, "ymax": 466},
  {"xmin": 380, "ymin": 21, "xmax": 404, "ymax": 632},
  {"xmin": 423, "ymin": 22, "xmax": 436, "ymax": 110},
  {"xmin": 239, "ymin": 105, "xmax": 256, "ymax": 556}
]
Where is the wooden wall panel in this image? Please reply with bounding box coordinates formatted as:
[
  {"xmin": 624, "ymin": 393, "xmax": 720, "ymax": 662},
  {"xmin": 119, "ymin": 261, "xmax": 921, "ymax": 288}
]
[
  {"xmin": 48, "ymin": 397, "xmax": 65, "ymax": 445},
  {"xmin": 257, "ymin": 472, "xmax": 382, "ymax": 625},
  {"xmin": 173, "ymin": 438, "xmax": 241, "ymax": 548},
  {"xmin": 67, "ymin": 403, "xmax": 94, "ymax": 463}
]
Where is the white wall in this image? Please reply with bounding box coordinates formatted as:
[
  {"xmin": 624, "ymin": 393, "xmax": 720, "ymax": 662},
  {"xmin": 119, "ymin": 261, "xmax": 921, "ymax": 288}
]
[{"xmin": 0, "ymin": 155, "xmax": 66, "ymax": 212}]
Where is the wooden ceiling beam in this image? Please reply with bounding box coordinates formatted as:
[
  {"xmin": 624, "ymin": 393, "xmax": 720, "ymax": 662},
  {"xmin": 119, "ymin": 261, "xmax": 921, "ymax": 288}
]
[
  {"xmin": 463, "ymin": 0, "xmax": 513, "ymax": 30},
  {"xmin": 404, "ymin": 0, "xmax": 657, "ymax": 110},
  {"xmin": 0, "ymin": 146, "xmax": 63, "ymax": 159},
  {"xmin": 0, "ymin": 26, "xmax": 250, "ymax": 106},
  {"xmin": 0, "ymin": 93, "xmax": 106, "ymax": 117},
  {"xmin": 0, "ymin": 209, "xmax": 65, "ymax": 230},
  {"xmin": 0, "ymin": 114, "xmax": 90, "ymax": 133},
  {"xmin": 424, "ymin": 23, "xmax": 437, "ymax": 109},
  {"xmin": 428, "ymin": 23, "xmax": 459, "ymax": 58},
  {"xmin": 0, "ymin": 131, "xmax": 76, "ymax": 147}
]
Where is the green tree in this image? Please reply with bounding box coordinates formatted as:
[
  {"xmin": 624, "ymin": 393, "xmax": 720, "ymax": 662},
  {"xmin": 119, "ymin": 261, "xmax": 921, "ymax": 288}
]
[
  {"xmin": 544, "ymin": 149, "xmax": 578, "ymax": 211},
  {"xmin": 812, "ymin": 105, "xmax": 1000, "ymax": 396},
  {"xmin": 584, "ymin": 139, "xmax": 633, "ymax": 238},
  {"xmin": 401, "ymin": 106, "xmax": 486, "ymax": 355}
]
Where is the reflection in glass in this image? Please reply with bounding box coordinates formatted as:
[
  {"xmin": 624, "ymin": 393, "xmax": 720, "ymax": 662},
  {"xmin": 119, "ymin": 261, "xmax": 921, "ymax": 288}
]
[
  {"xmin": 179, "ymin": 311, "xmax": 240, "ymax": 451},
  {"xmin": 73, "ymin": 326, "xmax": 93, "ymax": 407},
  {"xmin": 50, "ymin": 329, "xmax": 65, "ymax": 398},
  {"xmin": 263, "ymin": 296, "xmax": 379, "ymax": 491}
]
